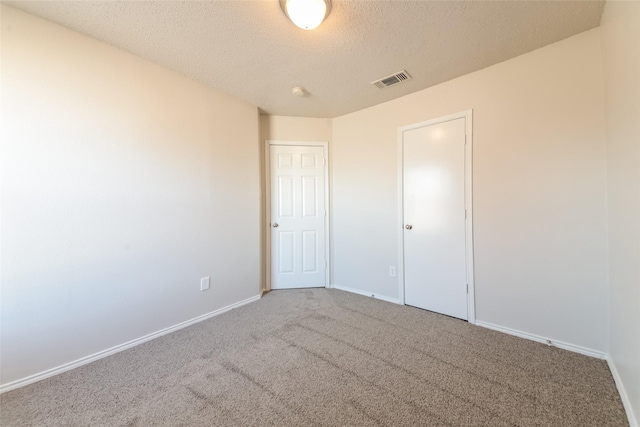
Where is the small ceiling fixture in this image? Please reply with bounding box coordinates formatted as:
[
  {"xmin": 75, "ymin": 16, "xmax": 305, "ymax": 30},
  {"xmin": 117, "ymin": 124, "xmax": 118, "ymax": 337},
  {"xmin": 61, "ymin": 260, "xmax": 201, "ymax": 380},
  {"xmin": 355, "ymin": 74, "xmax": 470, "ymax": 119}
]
[
  {"xmin": 291, "ymin": 86, "xmax": 307, "ymax": 97},
  {"xmin": 280, "ymin": 0, "xmax": 332, "ymax": 30}
]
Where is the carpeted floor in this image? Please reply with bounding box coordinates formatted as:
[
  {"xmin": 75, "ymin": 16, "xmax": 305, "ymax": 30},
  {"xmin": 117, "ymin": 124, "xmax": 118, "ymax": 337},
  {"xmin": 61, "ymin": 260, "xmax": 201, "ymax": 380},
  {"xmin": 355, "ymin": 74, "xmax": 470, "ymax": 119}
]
[{"xmin": 0, "ymin": 289, "xmax": 628, "ymax": 426}]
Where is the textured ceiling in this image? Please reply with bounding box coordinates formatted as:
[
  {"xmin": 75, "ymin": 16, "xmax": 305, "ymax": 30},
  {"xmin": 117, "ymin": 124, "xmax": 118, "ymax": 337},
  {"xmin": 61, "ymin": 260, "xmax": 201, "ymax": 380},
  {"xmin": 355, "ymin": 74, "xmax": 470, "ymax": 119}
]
[{"xmin": 5, "ymin": 1, "xmax": 605, "ymax": 118}]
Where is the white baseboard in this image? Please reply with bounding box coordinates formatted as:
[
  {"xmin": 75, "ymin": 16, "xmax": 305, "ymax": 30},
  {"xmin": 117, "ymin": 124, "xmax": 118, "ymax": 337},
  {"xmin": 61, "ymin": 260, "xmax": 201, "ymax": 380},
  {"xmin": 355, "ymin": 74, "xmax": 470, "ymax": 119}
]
[
  {"xmin": 0, "ymin": 294, "xmax": 261, "ymax": 394},
  {"xmin": 473, "ymin": 321, "xmax": 636, "ymax": 426},
  {"xmin": 330, "ymin": 284, "xmax": 401, "ymax": 305},
  {"xmin": 607, "ymin": 356, "xmax": 639, "ymax": 427},
  {"xmin": 474, "ymin": 320, "xmax": 607, "ymax": 359}
]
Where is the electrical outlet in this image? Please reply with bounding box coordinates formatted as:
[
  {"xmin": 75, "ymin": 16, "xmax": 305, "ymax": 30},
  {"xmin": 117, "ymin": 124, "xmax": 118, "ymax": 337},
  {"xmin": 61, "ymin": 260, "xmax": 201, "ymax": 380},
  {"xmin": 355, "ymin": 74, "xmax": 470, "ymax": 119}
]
[
  {"xmin": 389, "ymin": 266, "xmax": 396, "ymax": 277},
  {"xmin": 200, "ymin": 277, "xmax": 210, "ymax": 291}
]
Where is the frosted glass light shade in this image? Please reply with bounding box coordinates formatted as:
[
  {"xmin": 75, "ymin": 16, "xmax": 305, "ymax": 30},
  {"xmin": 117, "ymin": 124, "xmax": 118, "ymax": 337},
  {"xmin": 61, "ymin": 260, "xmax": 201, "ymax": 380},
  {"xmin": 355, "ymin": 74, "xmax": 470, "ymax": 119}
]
[{"xmin": 280, "ymin": 0, "xmax": 331, "ymax": 30}]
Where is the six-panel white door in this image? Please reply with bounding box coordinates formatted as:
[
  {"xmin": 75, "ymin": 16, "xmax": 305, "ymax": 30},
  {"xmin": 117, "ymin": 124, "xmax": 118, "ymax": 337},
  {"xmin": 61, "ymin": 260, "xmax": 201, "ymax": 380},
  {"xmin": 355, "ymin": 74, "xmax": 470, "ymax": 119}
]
[
  {"xmin": 402, "ymin": 118, "xmax": 468, "ymax": 320},
  {"xmin": 270, "ymin": 145, "xmax": 326, "ymax": 289}
]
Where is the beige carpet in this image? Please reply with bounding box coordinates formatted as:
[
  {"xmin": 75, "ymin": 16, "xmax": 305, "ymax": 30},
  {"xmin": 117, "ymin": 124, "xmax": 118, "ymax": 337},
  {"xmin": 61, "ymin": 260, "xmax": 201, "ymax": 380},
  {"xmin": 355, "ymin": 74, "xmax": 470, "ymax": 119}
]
[{"xmin": 0, "ymin": 289, "xmax": 628, "ymax": 426}]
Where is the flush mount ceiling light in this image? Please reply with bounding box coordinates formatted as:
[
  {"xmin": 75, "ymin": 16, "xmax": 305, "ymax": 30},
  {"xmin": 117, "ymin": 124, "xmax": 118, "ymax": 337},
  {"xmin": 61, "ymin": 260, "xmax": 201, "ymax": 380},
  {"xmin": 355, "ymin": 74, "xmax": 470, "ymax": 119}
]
[{"xmin": 280, "ymin": 0, "xmax": 332, "ymax": 30}]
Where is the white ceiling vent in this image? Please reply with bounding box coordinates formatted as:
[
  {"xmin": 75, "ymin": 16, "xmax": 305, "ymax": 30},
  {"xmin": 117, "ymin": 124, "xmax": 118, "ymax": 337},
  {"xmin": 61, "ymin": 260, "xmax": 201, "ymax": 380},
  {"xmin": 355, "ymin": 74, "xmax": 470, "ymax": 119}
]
[{"xmin": 371, "ymin": 70, "xmax": 412, "ymax": 89}]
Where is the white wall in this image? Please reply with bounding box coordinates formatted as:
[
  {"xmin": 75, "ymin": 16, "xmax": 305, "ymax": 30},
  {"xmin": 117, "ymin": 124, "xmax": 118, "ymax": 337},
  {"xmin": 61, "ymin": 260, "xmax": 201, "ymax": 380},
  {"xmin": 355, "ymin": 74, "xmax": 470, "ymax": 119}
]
[
  {"xmin": 1, "ymin": 6, "xmax": 261, "ymax": 387},
  {"xmin": 601, "ymin": 1, "xmax": 640, "ymax": 423},
  {"xmin": 332, "ymin": 29, "xmax": 609, "ymax": 352}
]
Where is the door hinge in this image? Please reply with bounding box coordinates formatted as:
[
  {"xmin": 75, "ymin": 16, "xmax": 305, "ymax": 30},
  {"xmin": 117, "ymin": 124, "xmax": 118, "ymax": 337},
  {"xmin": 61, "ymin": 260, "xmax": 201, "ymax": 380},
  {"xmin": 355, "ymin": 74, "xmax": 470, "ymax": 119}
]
[
  {"xmin": 464, "ymin": 209, "xmax": 467, "ymax": 219},
  {"xmin": 323, "ymin": 158, "xmax": 326, "ymax": 166},
  {"xmin": 466, "ymin": 283, "xmax": 469, "ymax": 294}
]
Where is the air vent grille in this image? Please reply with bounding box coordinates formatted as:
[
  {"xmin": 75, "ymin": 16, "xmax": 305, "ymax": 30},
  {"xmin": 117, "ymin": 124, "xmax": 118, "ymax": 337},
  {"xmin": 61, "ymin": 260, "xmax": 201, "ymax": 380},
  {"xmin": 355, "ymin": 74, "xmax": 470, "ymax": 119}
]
[{"xmin": 371, "ymin": 70, "xmax": 412, "ymax": 89}]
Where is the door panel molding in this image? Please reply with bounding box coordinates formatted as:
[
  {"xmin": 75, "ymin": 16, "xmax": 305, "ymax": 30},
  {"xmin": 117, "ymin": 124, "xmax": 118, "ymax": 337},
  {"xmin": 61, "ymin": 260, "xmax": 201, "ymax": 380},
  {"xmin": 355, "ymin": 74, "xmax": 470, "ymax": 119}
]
[
  {"xmin": 397, "ymin": 110, "xmax": 475, "ymax": 323},
  {"xmin": 264, "ymin": 140, "xmax": 330, "ymax": 291}
]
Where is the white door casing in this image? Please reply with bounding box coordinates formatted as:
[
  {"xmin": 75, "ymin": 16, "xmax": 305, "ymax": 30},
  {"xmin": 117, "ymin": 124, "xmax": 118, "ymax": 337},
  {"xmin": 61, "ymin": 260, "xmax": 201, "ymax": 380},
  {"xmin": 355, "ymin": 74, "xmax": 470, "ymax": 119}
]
[
  {"xmin": 267, "ymin": 143, "xmax": 328, "ymax": 289},
  {"xmin": 398, "ymin": 111, "xmax": 475, "ymax": 322}
]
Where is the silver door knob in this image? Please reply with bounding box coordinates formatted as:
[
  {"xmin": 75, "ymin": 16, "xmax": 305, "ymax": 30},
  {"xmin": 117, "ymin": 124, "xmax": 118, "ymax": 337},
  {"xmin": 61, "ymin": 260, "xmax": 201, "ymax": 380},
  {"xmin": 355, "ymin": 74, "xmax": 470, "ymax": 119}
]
[
  {"xmin": 272, "ymin": 223, "xmax": 279, "ymax": 228},
  {"xmin": 405, "ymin": 224, "xmax": 413, "ymax": 230}
]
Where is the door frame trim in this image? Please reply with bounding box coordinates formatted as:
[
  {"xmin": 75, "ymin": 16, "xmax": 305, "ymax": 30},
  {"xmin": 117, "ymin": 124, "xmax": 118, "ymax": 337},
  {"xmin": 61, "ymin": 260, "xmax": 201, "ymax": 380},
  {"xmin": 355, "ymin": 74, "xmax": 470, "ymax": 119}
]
[
  {"xmin": 264, "ymin": 140, "xmax": 330, "ymax": 292},
  {"xmin": 396, "ymin": 110, "xmax": 475, "ymax": 323}
]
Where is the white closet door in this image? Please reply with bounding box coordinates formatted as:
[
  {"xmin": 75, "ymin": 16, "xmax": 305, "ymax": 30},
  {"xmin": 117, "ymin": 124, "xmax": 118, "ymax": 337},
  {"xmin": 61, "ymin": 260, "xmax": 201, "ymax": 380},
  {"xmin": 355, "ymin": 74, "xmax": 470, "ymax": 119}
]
[{"xmin": 403, "ymin": 118, "xmax": 468, "ymax": 320}]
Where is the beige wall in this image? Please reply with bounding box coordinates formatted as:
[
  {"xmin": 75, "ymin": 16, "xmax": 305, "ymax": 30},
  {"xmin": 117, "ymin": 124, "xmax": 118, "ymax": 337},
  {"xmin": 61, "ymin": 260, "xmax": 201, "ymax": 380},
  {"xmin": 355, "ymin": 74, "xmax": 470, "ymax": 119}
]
[
  {"xmin": 1, "ymin": 6, "xmax": 261, "ymax": 387},
  {"xmin": 260, "ymin": 115, "xmax": 332, "ymax": 143},
  {"xmin": 332, "ymin": 28, "xmax": 609, "ymax": 352},
  {"xmin": 601, "ymin": 1, "xmax": 640, "ymax": 423}
]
